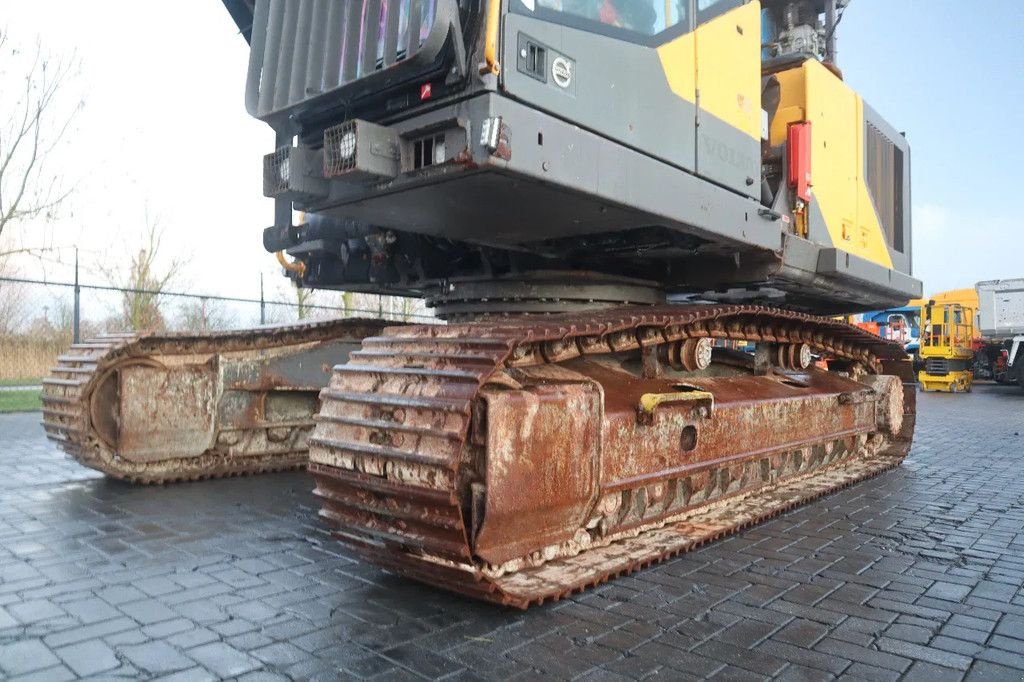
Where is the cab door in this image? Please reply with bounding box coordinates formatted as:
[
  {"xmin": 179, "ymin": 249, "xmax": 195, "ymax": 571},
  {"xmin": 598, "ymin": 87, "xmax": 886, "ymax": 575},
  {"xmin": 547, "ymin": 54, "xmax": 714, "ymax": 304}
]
[
  {"xmin": 503, "ymin": 0, "xmax": 698, "ymax": 174},
  {"xmin": 694, "ymin": 0, "xmax": 762, "ymax": 198}
]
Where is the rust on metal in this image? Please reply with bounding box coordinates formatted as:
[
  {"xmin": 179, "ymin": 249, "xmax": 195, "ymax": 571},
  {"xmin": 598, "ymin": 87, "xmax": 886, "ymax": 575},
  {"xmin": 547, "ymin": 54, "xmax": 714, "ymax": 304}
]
[
  {"xmin": 308, "ymin": 304, "xmax": 916, "ymax": 608},
  {"xmin": 41, "ymin": 319, "xmax": 391, "ymax": 484}
]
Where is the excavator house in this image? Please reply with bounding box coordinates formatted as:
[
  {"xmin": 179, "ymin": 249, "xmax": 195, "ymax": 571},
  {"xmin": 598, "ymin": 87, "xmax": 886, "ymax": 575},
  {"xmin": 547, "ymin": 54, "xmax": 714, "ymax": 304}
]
[{"xmin": 44, "ymin": 0, "xmax": 920, "ymax": 607}]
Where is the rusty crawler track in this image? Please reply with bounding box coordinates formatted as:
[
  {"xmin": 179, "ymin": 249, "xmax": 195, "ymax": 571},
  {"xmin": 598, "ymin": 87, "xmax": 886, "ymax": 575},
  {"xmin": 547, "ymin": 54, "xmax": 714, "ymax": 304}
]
[
  {"xmin": 42, "ymin": 318, "xmax": 391, "ymax": 484},
  {"xmin": 310, "ymin": 305, "xmax": 916, "ymax": 608}
]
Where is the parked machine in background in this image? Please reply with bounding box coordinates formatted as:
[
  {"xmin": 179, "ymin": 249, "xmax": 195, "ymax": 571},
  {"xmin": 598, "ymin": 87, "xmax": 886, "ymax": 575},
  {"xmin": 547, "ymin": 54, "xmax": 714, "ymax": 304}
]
[
  {"xmin": 906, "ymin": 289, "xmax": 981, "ymax": 378},
  {"xmin": 851, "ymin": 305, "xmax": 920, "ymax": 366},
  {"xmin": 919, "ymin": 302, "xmax": 975, "ymax": 392},
  {"xmin": 976, "ymin": 279, "xmax": 1024, "ymax": 389},
  {"xmin": 851, "ymin": 307, "xmax": 919, "ymax": 344}
]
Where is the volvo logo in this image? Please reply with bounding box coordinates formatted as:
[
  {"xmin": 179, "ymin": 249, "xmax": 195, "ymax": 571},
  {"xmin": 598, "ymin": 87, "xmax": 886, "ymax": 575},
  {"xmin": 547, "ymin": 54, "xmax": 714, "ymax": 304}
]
[
  {"xmin": 551, "ymin": 56, "xmax": 573, "ymax": 89},
  {"xmin": 702, "ymin": 135, "xmax": 755, "ymax": 172}
]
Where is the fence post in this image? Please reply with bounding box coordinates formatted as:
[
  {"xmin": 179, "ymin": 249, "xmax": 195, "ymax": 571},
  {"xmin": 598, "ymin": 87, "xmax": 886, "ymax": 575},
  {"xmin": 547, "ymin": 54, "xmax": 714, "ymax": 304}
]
[
  {"xmin": 73, "ymin": 248, "xmax": 81, "ymax": 344},
  {"xmin": 260, "ymin": 274, "xmax": 266, "ymax": 325}
]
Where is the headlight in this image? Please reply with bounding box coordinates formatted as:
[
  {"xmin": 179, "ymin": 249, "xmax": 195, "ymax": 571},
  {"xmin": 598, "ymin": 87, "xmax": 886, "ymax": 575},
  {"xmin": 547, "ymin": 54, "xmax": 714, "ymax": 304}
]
[
  {"xmin": 278, "ymin": 157, "xmax": 290, "ymax": 184},
  {"xmin": 339, "ymin": 131, "xmax": 357, "ymax": 161},
  {"xmin": 323, "ymin": 120, "xmax": 400, "ymax": 182}
]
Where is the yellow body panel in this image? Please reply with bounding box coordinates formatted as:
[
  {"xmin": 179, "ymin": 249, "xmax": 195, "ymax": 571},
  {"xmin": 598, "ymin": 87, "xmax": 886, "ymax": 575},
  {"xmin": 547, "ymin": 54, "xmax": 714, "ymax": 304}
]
[
  {"xmin": 771, "ymin": 61, "xmax": 894, "ymax": 270},
  {"xmin": 655, "ymin": 32, "xmax": 696, "ymax": 103},
  {"xmin": 656, "ymin": 2, "xmax": 761, "ymax": 140},
  {"xmin": 694, "ymin": 2, "xmax": 762, "ymax": 140}
]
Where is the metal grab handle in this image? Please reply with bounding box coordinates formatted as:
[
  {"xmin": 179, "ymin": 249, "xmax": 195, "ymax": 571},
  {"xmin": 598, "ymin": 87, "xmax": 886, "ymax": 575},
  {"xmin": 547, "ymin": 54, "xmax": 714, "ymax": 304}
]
[{"xmin": 637, "ymin": 390, "xmax": 714, "ymax": 426}]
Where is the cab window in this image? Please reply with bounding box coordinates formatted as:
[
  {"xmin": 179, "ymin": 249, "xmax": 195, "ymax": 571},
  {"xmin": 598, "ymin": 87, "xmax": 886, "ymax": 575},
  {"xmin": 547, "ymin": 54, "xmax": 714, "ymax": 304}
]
[
  {"xmin": 513, "ymin": 0, "xmax": 692, "ymax": 44},
  {"xmin": 696, "ymin": 0, "xmax": 744, "ymax": 25}
]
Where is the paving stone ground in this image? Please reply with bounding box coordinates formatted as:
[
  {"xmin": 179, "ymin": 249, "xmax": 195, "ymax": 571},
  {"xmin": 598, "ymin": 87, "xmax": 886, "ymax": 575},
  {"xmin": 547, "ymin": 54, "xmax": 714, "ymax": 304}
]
[{"xmin": 1, "ymin": 385, "xmax": 1024, "ymax": 681}]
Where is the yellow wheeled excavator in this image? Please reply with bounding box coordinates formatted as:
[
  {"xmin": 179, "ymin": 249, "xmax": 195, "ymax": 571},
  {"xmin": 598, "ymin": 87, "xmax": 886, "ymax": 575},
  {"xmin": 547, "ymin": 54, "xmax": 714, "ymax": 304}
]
[{"xmin": 44, "ymin": 0, "xmax": 920, "ymax": 607}]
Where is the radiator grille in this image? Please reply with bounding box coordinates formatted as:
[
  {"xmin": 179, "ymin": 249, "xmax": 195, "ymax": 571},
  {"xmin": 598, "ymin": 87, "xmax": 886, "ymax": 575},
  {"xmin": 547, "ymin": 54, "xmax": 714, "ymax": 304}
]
[
  {"xmin": 248, "ymin": 0, "xmax": 438, "ymax": 119},
  {"xmin": 864, "ymin": 123, "xmax": 905, "ymax": 254}
]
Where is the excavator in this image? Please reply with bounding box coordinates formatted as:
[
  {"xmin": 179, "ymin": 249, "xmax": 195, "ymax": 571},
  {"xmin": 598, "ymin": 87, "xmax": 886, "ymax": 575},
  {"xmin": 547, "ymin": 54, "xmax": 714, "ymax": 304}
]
[{"xmin": 43, "ymin": 0, "xmax": 920, "ymax": 607}]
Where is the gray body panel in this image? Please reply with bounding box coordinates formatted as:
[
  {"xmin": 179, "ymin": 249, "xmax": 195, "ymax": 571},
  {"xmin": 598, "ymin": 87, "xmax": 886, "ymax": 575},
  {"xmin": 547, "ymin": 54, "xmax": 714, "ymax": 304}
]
[
  {"xmin": 502, "ymin": 11, "xmax": 760, "ymax": 200},
  {"xmin": 304, "ymin": 92, "xmax": 918, "ymax": 309},
  {"xmin": 978, "ymin": 279, "xmax": 1024, "ymax": 338},
  {"xmin": 502, "ymin": 13, "xmax": 697, "ymax": 175},
  {"xmin": 696, "ymin": 111, "xmax": 761, "ymax": 200},
  {"xmin": 311, "ymin": 93, "xmax": 777, "ymax": 249}
]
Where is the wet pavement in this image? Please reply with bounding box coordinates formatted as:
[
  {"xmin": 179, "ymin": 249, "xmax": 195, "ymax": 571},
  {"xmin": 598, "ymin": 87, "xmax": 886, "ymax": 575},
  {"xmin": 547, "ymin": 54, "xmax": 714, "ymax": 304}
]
[{"xmin": 1, "ymin": 384, "xmax": 1024, "ymax": 680}]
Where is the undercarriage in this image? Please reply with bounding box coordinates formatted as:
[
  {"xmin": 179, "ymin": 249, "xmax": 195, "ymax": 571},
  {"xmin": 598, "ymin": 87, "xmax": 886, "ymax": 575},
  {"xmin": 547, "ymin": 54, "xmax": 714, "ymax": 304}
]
[{"xmin": 43, "ymin": 304, "xmax": 913, "ymax": 606}]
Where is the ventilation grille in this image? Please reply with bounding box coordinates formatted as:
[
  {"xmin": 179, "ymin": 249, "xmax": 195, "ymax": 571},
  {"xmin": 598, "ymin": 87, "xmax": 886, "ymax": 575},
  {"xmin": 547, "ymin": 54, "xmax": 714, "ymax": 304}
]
[
  {"xmin": 412, "ymin": 133, "xmax": 446, "ymax": 170},
  {"xmin": 249, "ymin": 0, "xmax": 437, "ymax": 118},
  {"xmin": 865, "ymin": 123, "xmax": 905, "ymax": 254},
  {"xmin": 925, "ymin": 357, "xmax": 949, "ymax": 376}
]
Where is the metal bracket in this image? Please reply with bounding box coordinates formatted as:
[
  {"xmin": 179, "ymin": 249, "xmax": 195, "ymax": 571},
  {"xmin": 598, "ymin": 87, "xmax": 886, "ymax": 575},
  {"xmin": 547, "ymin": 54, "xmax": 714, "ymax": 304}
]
[{"xmin": 838, "ymin": 388, "xmax": 876, "ymax": 405}]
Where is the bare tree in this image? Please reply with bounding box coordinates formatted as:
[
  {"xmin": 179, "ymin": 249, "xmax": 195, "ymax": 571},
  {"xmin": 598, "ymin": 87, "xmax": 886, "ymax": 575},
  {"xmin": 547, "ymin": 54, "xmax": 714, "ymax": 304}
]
[
  {"xmin": 339, "ymin": 291, "xmax": 430, "ymax": 322},
  {"xmin": 101, "ymin": 218, "xmax": 184, "ymax": 332},
  {"xmin": 340, "ymin": 291, "xmax": 355, "ymax": 317},
  {"xmin": 177, "ymin": 297, "xmax": 237, "ymax": 332},
  {"xmin": 396, "ymin": 295, "xmax": 424, "ymax": 322},
  {"xmin": 294, "ymin": 286, "xmax": 316, "ymax": 320},
  {"xmin": 0, "ymin": 30, "xmax": 82, "ymax": 256},
  {"xmin": 0, "ymin": 256, "xmax": 27, "ymax": 335}
]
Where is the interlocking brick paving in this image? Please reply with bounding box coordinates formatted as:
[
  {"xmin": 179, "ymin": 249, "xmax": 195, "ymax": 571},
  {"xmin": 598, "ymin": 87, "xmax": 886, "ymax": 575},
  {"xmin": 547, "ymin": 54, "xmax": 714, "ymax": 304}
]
[{"xmin": 1, "ymin": 384, "xmax": 1023, "ymax": 680}]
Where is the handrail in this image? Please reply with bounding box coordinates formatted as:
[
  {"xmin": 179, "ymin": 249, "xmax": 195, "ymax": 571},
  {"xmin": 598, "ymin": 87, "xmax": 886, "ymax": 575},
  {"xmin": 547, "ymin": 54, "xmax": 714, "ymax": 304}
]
[{"xmin": 483, "ymin": 0, "xmax": 502, "ymax": 75}]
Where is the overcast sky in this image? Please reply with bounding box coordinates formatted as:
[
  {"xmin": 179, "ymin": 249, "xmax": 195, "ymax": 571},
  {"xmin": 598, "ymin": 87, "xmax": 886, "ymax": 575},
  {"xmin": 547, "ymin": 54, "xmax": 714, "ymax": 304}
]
[
  {"xmin": 1, "ymin": 0, "xmax": 274, "ymax": 304},
  {"xmin": 3, "ymin": 0, "xmax": 1023, "ymax": 312}
]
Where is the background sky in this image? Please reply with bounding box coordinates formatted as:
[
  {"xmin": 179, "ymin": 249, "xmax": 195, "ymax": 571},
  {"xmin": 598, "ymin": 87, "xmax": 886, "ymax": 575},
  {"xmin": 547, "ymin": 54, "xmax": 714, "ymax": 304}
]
[{"xmin": 1, "ymin": 0, "xmax": 1022, "ymax": 316}]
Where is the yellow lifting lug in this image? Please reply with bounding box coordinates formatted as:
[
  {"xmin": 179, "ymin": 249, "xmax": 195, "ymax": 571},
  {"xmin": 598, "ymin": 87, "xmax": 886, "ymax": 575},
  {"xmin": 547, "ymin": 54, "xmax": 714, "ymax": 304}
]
[
  {"xmin": 276, "ymin": 250, "xmax": 306, "ymax": 278},
  {"xmin": 637, "ymin": 389, "xmax": 715, "ymax": 426}
]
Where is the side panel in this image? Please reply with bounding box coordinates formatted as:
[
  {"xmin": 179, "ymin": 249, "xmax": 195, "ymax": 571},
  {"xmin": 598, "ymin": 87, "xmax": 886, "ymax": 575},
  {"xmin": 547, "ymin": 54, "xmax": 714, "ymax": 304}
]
[
  {"xmin": 771, "ymin": 60, "xmax": 896, "ymax": 272},
  {"xmin": 977, "ymin": 280, "xmax": 1024, "ymax": 338},
  {"xmin": 502, "ymin": 11, "xmax": 697, "ymax": 174},
  {"xmin": 695, "ymin": 1, "xmax": 763, "ymax": 198}
]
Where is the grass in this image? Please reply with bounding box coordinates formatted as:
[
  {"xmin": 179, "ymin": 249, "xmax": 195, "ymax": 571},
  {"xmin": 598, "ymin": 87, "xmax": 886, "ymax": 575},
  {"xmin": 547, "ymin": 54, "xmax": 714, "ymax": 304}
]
[
  {"xmin": 0, "ymin": 377, "xmax": 42, "ymax": 387},
  {"xmin": 0, "ymin": 389, "xmax": 42, "ymax": 413}
]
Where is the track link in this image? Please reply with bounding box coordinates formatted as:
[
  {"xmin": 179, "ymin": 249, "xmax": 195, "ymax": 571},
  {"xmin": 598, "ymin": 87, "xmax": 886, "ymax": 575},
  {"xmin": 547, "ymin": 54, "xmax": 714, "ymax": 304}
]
[{"xmin": 310, "ymin": 305, "xmax": 915, "ymax": 608}]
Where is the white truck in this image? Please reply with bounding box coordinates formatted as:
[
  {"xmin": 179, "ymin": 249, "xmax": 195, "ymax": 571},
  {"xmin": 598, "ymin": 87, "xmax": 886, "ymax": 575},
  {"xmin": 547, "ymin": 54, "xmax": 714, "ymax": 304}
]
[{"xmin": 977, "ymin": 279, "xmax": 1024, "ymax": 387}]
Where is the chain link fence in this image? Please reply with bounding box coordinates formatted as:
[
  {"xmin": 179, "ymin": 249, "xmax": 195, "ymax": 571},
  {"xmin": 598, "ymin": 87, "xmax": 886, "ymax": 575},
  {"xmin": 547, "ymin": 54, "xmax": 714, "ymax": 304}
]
[{"xmin": 0, "ymin": 273, "xmax": 437, "ymax": 382}]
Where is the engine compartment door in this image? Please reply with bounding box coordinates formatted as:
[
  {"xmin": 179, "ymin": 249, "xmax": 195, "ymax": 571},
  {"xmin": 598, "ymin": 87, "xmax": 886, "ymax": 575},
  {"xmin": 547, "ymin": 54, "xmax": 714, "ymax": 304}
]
[{"xmin": 694, "ymin": 0, "xmax": 762, "ymax": 198}]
